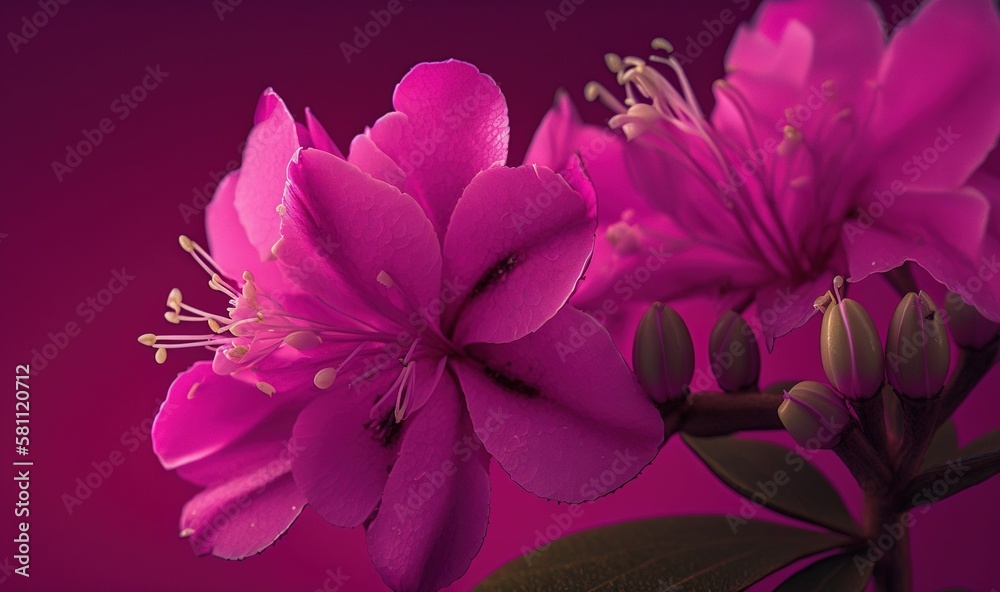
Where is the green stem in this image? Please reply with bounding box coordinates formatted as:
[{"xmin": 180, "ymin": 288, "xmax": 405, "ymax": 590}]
[{"xmin": 664, "ymin": 392, "xmax": 784, "ymax": 438}]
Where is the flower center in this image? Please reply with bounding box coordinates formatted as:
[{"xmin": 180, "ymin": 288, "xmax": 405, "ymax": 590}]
[
  {"xmin": 138, "ymin": 236, "xmax": 413, "ymax": 396},
  {"xmin": 585, "ymin": 38, "xmax": 873, "ymax": 284}
]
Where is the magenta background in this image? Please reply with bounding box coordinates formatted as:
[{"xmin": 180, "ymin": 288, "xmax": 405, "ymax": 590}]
[{"xmin": 2, "ymin": 0, "xmax": 999, "ymax": 590}]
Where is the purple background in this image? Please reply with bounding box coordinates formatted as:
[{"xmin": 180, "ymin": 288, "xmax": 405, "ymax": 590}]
[{"xmin": 2, "ymin": 0, "xmax": 998, "ymax": 590}]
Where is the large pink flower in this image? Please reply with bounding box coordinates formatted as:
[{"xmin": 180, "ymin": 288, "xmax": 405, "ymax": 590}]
[
  {"xmin": 527, "ymin": 0, "xmax": 1000, "ymax": 348},
  {"xmin": 149, "ymin": 61, "xmax": 662, "ymax": 591}
]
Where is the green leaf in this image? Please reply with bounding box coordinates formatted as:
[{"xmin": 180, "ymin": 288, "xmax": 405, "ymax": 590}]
[
  {"xmin": 904, "ymin": 450, "xmax": 1000, "ymax": 508},
  {"xmin": 959, "ymin": 427, "xmax": 1000, "ymax": 458},
  {"xmin": 921, "ymin": 420, "xmax": 959, "ymax": 471},
  {"xmin": 774, "ymin": 553, "xmax": 872, "ymax": 591},
  {"xmin": 682, "ymin": 434, "xmax": 862, "ymax": 536},
  {"xmin": 474, "ymin": 516, "xmax": 851, "ymax": 592}
]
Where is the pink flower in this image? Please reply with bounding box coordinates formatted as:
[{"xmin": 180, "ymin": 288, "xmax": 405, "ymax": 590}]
[
  {"xmin": 527, "ymin": 0, "xmax": 1000, "ymax": 348},
  {"xmin": 149, "ymin": 89, "xmax": 340, "ymax": 560},
  {"xmin": 148, "ymin": 61, "xmax": 662, "ymax": 591}
]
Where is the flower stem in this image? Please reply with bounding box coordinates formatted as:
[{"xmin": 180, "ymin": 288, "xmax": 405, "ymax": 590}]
[{"xmin": 665, "ymin": 392, "xmax": 784, "ymax": 438}]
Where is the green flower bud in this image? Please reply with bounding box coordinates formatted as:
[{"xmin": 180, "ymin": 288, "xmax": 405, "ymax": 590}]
[
  {"xmin": 633, "ymin": 302, "xmax": 694, "ymax": 404},
  {"xmin": 820, "ymin": 280, "xmax": 884, "ymax": 400},
  {"xmin": 708, "ymin": 310, "xmax": 760, "ymax": 392},
  {"xmin": 778, "ymin": 381, "xmax": 850, "ymax": 449},
  {"xmin": 944, "ymin": 291, "xmax": 1000, "ymax": 350},
  {"xmin": 885, "ymin": 291, "xmax": 950, "ymax": 398}
]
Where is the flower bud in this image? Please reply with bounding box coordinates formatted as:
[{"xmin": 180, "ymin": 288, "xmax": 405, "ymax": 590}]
[
  {"xmin": 633, "ymin": 302, "xmax": 694, "ymax": 403},
  {"xmin": 885, "ymin": 291, "xmax": 950, "ymax": 398},
  {"xmin": 943, "ymin": 291, "xmax": 1000, "ymax": 350},
  {"xmin": 708, "ymin": 310, "xmax": 760, "ymax": 392},
  {"xmin": 778, "ymin": 381, "xmax": 850, "ymax": 449},
  {"xmin": 820, "ymin": 284, "xmax": 884, "ymax": 400}
]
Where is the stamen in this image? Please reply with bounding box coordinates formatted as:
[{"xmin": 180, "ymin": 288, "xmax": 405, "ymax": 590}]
[
  {"xmin": 284, "ymin": 331, "xmax": 323, "ymax": 350},
  {"xmin": 155, "ymin": 348, "xmax": 167, "ymax": 364},
  {"xmin": 256, "ymin": 381, "xmax": 276, "ymax": 397},
  {"xmin": 377, "ymin": 270, "xmax": 394, "ymax": 288},
  {"xmin": 137, "ymin": 333, "xmax": 157, "ymax": 346},
  {"xmin": 314, "ymin": 367, "xmax": 337, "ymax": 390}
]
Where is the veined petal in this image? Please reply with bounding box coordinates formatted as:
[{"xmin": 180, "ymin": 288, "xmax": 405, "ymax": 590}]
[
  {"xmin": 372, "ymin": 60, "xmax": 510, "ymax": 236},
  {"xmin": 279, "ymin": 148, "xmax": 443, "ymax": 324},
  {"xmin": 235, "ymin": 88, "xmax": 302, "ymax": 260},
  {"xmin": 443, "ymin": 162, "xmax": 597, "ymax": 345},
  {"xmin": 868, "ymin": 0, "xmax": 1000, "ymax": 191},
  {"xmin": 367, "ymin": 372, "xmax": 490, "ymax": 592},
  {"xmin": 454, "ymin": 307, "xmax": 662, "ymax": 503}
]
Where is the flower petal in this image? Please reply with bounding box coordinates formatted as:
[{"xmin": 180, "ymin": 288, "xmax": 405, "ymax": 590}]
[
  {"xmin": 291, "ymin": 375, "xmax": 400, "ymax": 528},
  {"xmin": 304, "ymin": 107, "xmax": 344, "ymax": 158},
  {"xmin": 868, "ymin": 0, "xmax": 1000, "ymax": 191},
  {"xmin": 454, "ymin": 307, "xmax": 662, "ymax": 502},
  {"xmin": 443, "ymin": 162, "xmax": 596, "ymax": 345},
  {"xmin": 524, "ymin": 91, "xmax": 644, "ymax": 224},
  {"xmin": 367, "ymin": 372, "xmax": 490, "ymax": 592},
  {"xmin": 373, "ymin": 60, "xmax": 509, "ymax": 235},
  {"xmin": 846, "ymin": 187, "xmax": 1000, "ymax": 320},
  {"xmin": 179, "ymin": 459, "xmax": 305, "ymax": 560},
  {"xmin": 235, "ymin": 89, "xmax": 302, "ymax": 260},
  {"xmin": 152, "ymin": 362, "xmax": 310, "ymax": 475},
  {"xmin": 205, "ymin": 170, "xmax": 288, "ymax": 290},
  {"xmin": 279, "ymin": 148, "xmax": 442, "ymax": 323}
]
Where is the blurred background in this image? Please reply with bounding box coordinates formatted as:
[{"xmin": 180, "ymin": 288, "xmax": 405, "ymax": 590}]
[{"xmin": 2, "ymin": 0, "xmax": 998, "ymax": 590}]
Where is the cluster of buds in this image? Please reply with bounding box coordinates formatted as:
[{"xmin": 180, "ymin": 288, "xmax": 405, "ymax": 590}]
[{"xmin": 632, "ymin": 303, "xmax": 761, "ymax": 404}]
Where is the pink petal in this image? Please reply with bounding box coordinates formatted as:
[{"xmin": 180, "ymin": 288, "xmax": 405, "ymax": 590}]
[
  {"xmin": 180, "ymin": 460, "xmax": 305, "ymax": 560},
  {"xmin": 754, "ymin": 270, "xmax": 839, "ymax": 351},
  {"xmin": 846, "ymin": 187, "xmax": 1000, "ymax": 320},
  {"xmin": 235, "ymin": 89, "xmax": 302, "ymax": 260},
  {"xmin": 367, "ymin": 372, "xmax": 490, "ymax": 592},
  {"xmin": 454, "ymin": 307, "xmax": 662, "ymax": 502},
  {"xmin": 152, "ymin": 362, "xmax": 310, "ymax": 474},
  {"xmin": 152, "ymin": 363, "xmax": 309, "ymax": 559},
  {"xmin": 279, "ymin": 148, "xmax": 442, "ymax": 324},
  {"xmin": 726, "ymin": 0, "xmax": 883, "ymax": 107},
  {"xmin": 347, "ymin": 114, "xmax": 408, "ymax": 192},
  {"xmin": 304, "ymin": 107, "xmax": 344, "ymax": 158},
  {"xmin": 291, "ymin": 376, "xmax": 401, "ymax": 528},
  {"xmin": 868, "ymin": 0, "xmax": 1000, "ymax": 191},
  {"xmin": 205, "ymin": 170, "xmax": 287, "ymax": 290},
  {"xmin": 443, "ymin": 162, "xmax": 596, "ymax": 345},
  {"xmin": 523, "ymin": 91, "xmax": 646, "ymax": 224},
  {"xmin": 374, "ymin": 60, "xmax": 510, "ymax": 235}
]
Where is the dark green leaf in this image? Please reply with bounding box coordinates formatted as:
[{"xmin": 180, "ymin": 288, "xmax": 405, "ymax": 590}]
[
  {"xmin": 774, "ymin": 553, "xmax": 872, "ymax": 591},
  {"xmin": 904, "ymin": 450, "xmax": 1000, "ymax": 508},
  {"xmin": 682, "ymin": 434, "xmax": 861, "ymax": 536},
  {"xmin": 959, "ymin": 427, "xmax": 1000, "ymax": 458},
  {"xmin": 474, "ymin": 516, "xmax": 850, "ymax": 592},
  {"xmin": 921, "ymin": 420, "xmax": 959, "ymax": 471}
]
